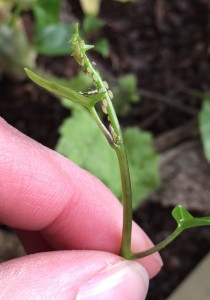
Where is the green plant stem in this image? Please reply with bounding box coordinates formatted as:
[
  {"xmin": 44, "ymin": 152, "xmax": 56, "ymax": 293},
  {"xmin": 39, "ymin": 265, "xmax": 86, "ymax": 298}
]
[
  {"xmin": 131, "ymin": 228, "xmax": 182, "ymax": 259},
  {"xmin": 116, "ymin": 144, "xmax": 133, "ymax": 259},
  {"xmin": 70, "ymin": 25, "xmax": 141, "ymax": 259},
  {"xmin": 89, "ymin": 104, "xmax": 133, "ymax": 258},
  {"xmin": 90, "ymin": 104, "xmax": 133, "ymax": 258}
]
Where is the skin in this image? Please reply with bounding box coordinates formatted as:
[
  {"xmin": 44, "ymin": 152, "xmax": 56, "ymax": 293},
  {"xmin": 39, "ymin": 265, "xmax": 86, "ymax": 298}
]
[{"xmin": 0, "ymin": 117, "xmax": 162, "ymax": 299}]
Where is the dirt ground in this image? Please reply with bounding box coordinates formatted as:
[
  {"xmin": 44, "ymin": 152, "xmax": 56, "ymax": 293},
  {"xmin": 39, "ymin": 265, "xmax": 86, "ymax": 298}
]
[{"xmin": 1, "ymin": 0, "xmax": 210, "ymax": 299}]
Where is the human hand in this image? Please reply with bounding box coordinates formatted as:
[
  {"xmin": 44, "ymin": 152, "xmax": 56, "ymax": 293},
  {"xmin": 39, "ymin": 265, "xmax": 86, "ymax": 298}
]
[{"xmin": 0, "ymin": 117, "xmax": 162, "ymax": 300}]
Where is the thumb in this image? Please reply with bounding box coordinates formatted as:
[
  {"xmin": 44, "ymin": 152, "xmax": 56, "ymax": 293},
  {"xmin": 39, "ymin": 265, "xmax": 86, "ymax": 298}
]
[{"xmin": 0, "ymin": 251, "xmax": 149, "ymax": 300}]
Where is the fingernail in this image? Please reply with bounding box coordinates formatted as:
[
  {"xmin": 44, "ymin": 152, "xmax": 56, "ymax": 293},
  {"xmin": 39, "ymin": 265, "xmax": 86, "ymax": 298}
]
[{"xmin": 77, "ymin": 261, "xmax": 149, "ymax": 300}]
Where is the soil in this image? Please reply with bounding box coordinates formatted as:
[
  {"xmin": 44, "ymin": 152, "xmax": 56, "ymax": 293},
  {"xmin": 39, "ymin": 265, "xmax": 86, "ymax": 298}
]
[{"xmin": 1, "ymin": 0, "xmax": 210, "ymax": 299}]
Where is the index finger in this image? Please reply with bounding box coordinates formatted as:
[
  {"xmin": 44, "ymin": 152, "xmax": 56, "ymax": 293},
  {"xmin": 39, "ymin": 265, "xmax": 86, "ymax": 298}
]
[{"xmin": 0, "ymin": 117, "xmax": 162, "ymax": 277}]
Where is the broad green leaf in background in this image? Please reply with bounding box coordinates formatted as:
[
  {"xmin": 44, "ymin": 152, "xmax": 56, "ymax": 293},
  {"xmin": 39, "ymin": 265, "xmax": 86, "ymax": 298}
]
[
  {"xmin": 0, "ymin": 24, "xmax": 36, "ymax": 78},
  {"xmin": 32, "ymin": 0, "xmax": 74, "ymax": 56},
  {"xmin": 110, "ymin": 74, "xmax": 140, "ymax": 116},
  {"xmin": 123, "ymin": 127, "xmax": 160, "ymax": 208},
  {"xmin": 33, "ymin": 0, "xmax": 61, "ymax": 28},
  {"xmin": 56, "ymin": 105, "xmax": 160, "ymax": 209},
  {"xmin": 199, "ymin": 93, "xmax": 210, "ymax": 163},
  {"xmin": 34, "ymin": 23, "xmax": 74, "ymax": 56},
  {"xmin": 82, "ymin": 15, "xmax": 105, "ymax": 33},
  {"xmin": 94, "ymin": 38, "xmax": 110, "ymax": 58}
]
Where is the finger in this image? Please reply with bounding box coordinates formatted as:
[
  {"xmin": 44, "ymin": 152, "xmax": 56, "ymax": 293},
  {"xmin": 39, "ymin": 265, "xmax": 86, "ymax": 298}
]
[
  {"xmin": 0, "ymin": 251, "xmax": 149, "ymax": 300},
  {"xmin": 0, "ymin": 118, "xmax": 162, "ymax": 277}
]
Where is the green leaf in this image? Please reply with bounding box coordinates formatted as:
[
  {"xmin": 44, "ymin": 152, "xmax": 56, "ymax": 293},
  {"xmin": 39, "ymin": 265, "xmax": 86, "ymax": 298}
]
[
  {"xmin": 82, "ymin": 15, "xmax": 105, "ymax": 33},
  {"xmin": 34, "ymin": 23, "xmax": 74, "ymax": 56},
  {"xmin": 0, "ymin": 25, "xmax": 35, "ymax": 78},
  {"xmin": 56, "ymin": 107, "xmax": 121, "ymax": 193},
  {"xmin": 33, "ymin": 0, "xmax": 61, "ymax": 28},
  {"xmin": 56, "ymin": 108, "xmax": 160, "ymax": 209},
  {"xmin": 24, "ymin": 68, "xmax": 105, "ymax": 108},
  {"xmin": 24, "ymin": 68, "xmax": 88, "ymax": 105},
  {"xmin": 172, "ymin": 205, "xmax": 210, "ymax": 230},
  {"xmin": 32, "ymin": 0, "xmax": 74, "ymax": 56},
  {"xmin": 110, "ymin": 74, "xmax": 140, "ymax": 116},
  {"xmin": 199, "ymin": 93, "xmax": 210, "ymax": 163},
  {"xmin": 94, "ymin": 38, "xmax": 110, "ymax": 58}
]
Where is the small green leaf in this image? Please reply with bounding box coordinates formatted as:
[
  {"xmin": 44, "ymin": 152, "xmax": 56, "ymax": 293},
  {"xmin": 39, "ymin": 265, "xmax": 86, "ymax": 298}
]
[
  {"xmin": 172, "ymin": 205, "xmax": 210, "ymax": 230},
  {"xmin": 32, "ymin": 0, "xmax": 74, "ymax": 56},
  {"xmin": 82, "ymin": 15, "xmax": 105, "ymax": 33},
  {"xmin": 172, "ymin": 205, "xmax": 193, "ymax": 226},
  {"xmin": 0, "ymin": 25, "xmax": 35, "ymax": 78},
  {"xmin": 199, "ymin": 93, "xmax": 210, "ymax": 163},
  {"xmin": 25, "ymin": 68, "xmax": 105, "ymax": 108},
  {"xmin": 34, "ymin": 23, "xmax": 74, "ymax": 56},
  {"xmin": 110, "ymin": 74, "xmax": 140, "ymax": 116},
  {"xmin": 25, "ymin": 68, "xmax": 88, "ymax": 107},
  {"xmin": 94, "ymin": 38, "xmax": 110, "ymax": 58},
  {"xmin": 33, "ymin": 0, "xmax": 61, "ymax": 28}
]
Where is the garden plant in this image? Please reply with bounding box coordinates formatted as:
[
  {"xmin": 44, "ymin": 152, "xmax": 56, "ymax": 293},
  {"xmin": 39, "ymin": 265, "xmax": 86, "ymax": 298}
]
[{"xmin": 25, "ymin": 24, "xmax": 210, "ymax": 260}]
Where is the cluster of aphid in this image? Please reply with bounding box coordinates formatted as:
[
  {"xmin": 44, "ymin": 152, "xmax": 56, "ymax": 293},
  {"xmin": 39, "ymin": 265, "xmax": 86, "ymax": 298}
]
[{"xmin": 70, "ymin": 28, "xmax": 120, "ymax": 145}]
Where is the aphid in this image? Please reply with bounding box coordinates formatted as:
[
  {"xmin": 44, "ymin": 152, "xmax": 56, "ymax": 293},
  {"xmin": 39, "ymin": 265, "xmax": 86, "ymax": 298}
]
[
  {"xmin": 102, "ymin": 99, "xmax": 108, "ymax": 107},
  {"xmin": 117, "ymin": 135, "xmax": 122, "ymax": 142},
  {"xmin": 109, "ymin": 124, "xmax": 117, "ymax": 140},
  {"xmin": 103, "ymin": 81, "xmax": 109, "ymax": 89},
  {"xmin": 79, "ymin": 89, "xmax": 98, "ymax": 96},
  {"xmin": 92, "ymin": 61, "xmax": 96, "ymax": 66},
  {"xmin": 87, "ymin": 67, "xmax": 92, "ymax": 74},
  {"xmin": 101, "ymin": 99, "xmax": 108, "ymax": 114},
  {"xmin": 101, "ymin": 103, "xmax": 108, "ymax": 114},
  {"xmin": 108, "ymin": 90, "xmax": 114, "ymax": 99},
  {"xmin": 93, "ymin": 74, "xmax": 98, "ymax": 82}
]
